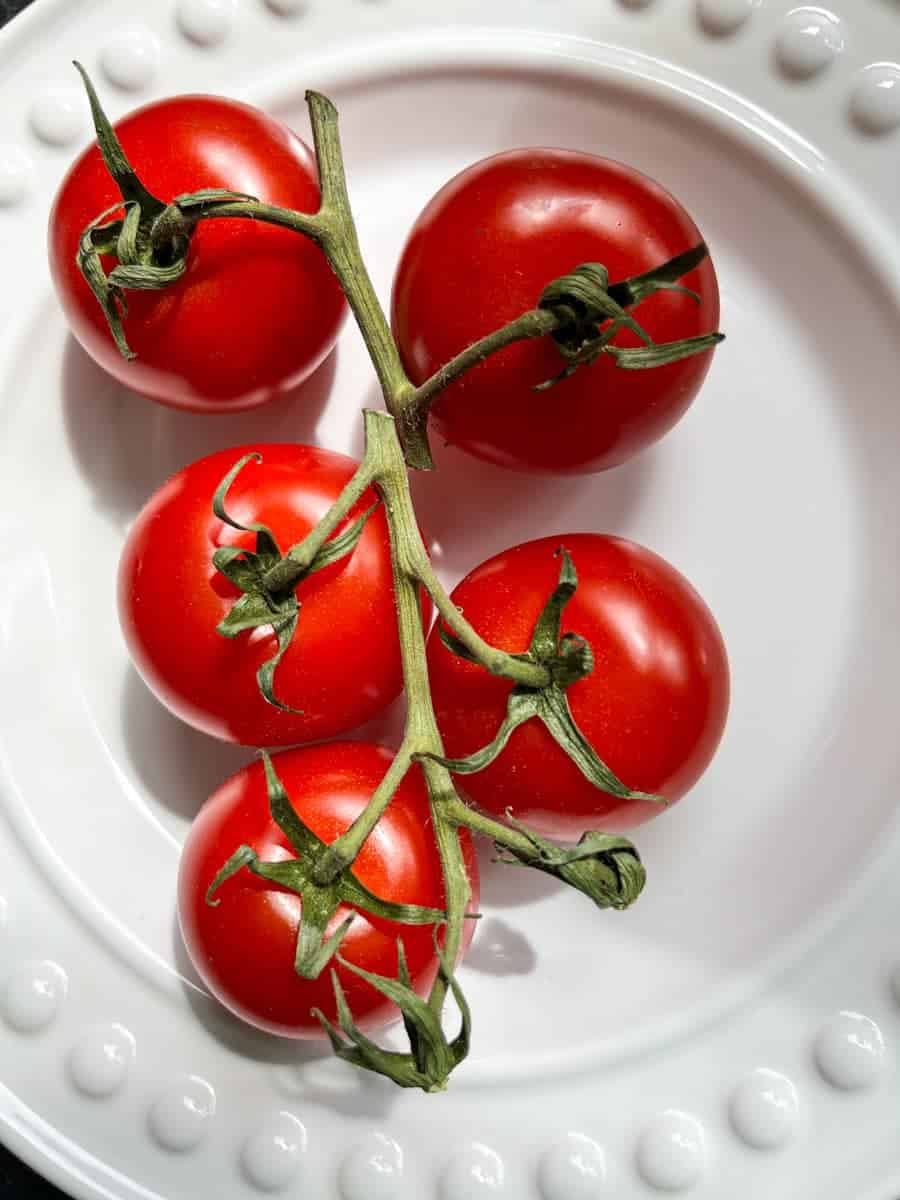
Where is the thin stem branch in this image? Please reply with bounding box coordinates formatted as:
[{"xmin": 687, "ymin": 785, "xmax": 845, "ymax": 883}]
[
  {"xmin": 153, "ymin": 200, "xmax": 322, "ymax": 244},
  {"xmin": 414, "ymin": 555, "xmax": 551, "ymax": 690},
  {"xmin": 358, "ymin": 412, "xmax": 473, "ymax": 1016},
  {"xmin": 442, "ymin": 794, "xmax": 544, "ymax": 859},
  {"xmin": 311, "ymin": 745, "xmax": 414, "ymax": 885},
  {"xmin": 208, "ymin": 97, "xmax": 570, "ymax": 1084},
  {"xmin": 405, "ymin": 308, "xmax": 559, "ymax": 418},
  {"xmin": 304, "ymin": 92, "xmax": 416, "ymax": 429},
  {"xmin": 261, "ymin": 455, "xmax": 377, "ymax": 594},
  {"xmin": 421, "ymin": 760, "xmax": 470, "ymax": 1016}
]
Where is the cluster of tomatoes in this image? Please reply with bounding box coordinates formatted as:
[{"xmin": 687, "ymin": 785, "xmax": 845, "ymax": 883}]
[{"xmin": 50, "ymin": 92, "xmax": 729, "ymax": 1040}]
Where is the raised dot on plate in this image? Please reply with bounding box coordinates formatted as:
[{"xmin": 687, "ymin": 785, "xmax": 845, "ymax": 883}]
[
  {"xmin": 440, "ymin": 1143, "xmax": 505, "ymax": 1197},
  {"xmin": 28, "ymin": 90, "xmax": 84, "ymax": 147},
  {"xmin": 850, "ymin": 63, "xmax": 900, "ymax": 135},
  {"xmin": 148, "ymin": 1076, "xmax": 216, "ymax": 1152},
  {"xmin": 99, "ymin": 29, "xmax": 161, "ymax": 91},
  {"xmin": 176, "ymin": 0, "xmax": 237, "ymax": 45},
  {"xmin": 241, "ymin": 1111, "xmax": 307, "ymax": 1192},
  {"xmin": 1, "ymin": 961, "xmax": 67, "ymax": 1033},
  {"xmin": 729, "ymin": 1069, "xmax": 800, "ymax": 1150},
  {"xmin": 538, "ymin": 1133, "xmax": 609, "ymax": 1200},
  {"xmin": 814, "ymin": 1011, "xmax": 886, "ymax": 1091},
  {"xmin": 696, "ymin": 0, "xmax": 757, "ymax": 36},
  {"xmin": 775, "ymin": 8, "xmax": 844, "ymax": 79},
  {"xmin": 636, "ymin": 1111, "xmax": 706, "ymax": 1193},
  {"xmin": 618, "ymin": 0, "xmax": 655, "ymax": 8},
  {"xmin": 264, "ymin": 0, "xmax": 308, "ymax": 14},
  {"xmin": 339, "ymin": 1134, "xmax": 404, "ymax": 1200},
  {"xmin": 0, "ymin": 145, "xmax": 33, "ymax": 207},
  {"xmin": 67, "ymin": 1024, "xmax": 135, "ymax": 1098}
]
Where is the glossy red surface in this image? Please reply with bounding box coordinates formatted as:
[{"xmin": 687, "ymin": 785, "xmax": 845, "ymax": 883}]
[
  {"xmin": 427, "ymin": 534, "xmax": 729, "ymax": 837},
  {"xmin": 393, "ymin": 149, "xmax": 719, "ymax": 473},
  {"xmin": 178, "ymin": 743, "xmax": 479, "ymax": 1036},
  {"xmin": 50, "ymin": 95, "xmax": 345, "ymax": 411},
  {"xmin": 119, "ymin": 443, "xmax": 427, "ymax": 746}
]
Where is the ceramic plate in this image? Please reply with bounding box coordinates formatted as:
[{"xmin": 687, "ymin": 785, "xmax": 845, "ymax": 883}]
[{"xmin": 1, "ymin": 1, "xmax": 899, "ymax": 1198}]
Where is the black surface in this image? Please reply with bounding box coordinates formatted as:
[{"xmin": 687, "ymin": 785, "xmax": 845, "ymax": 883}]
[
  {"xmin": 0, "ymin": 15, "xmax": 66, "ymax": 1200},
  {"xmin": 0, "ymin": 0, "xmax": 33, "ymax": 25}
]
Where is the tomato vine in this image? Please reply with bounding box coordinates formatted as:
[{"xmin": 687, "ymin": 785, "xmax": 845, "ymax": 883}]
[{"xmin": 71, "ymin": 67, "xmax": 724, "ymax": 1091}]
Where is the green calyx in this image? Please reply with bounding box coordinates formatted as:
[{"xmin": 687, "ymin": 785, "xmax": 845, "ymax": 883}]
[
  {"xmin": 210, "ymin": 753, "xmax": 474, "ymax": 1092},
  {"xmin": 313, "ymin": 933, "xmax": 471, "ymax": 1092},
  {"xmin": 535, "ymin": 244, "xmax": 724, "ymax": 388},
  {"xmin": 424, "ymin": 547, "xmax": 664, "ymax": 807},
  {"xmin": 72, "ymin": 62, "xmax": 253, "ymax": 359},
  {"xmin": 207, "ymin": 753, "xmax": 447, "ymax": 980},
  {"xmin": 211, "ymin": 453, "xmax": 378, "ymax": 711}
]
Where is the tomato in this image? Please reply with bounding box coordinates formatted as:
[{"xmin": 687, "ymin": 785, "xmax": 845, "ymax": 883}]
[
  {"xmin": 49, "ymin": 95, "xmax": 345, "ymax": 412},
  {"xmin": 426, "ymin": 535, "xmax": 729, "ymax": 838},
  {"xmin": 178, "ymin": 742, "xmax": 479, "ymax": 1037},
  {"xmin": 392, "ymin": 150, "xmax": 719, "ymax": 474},
  {"xmin": 119, "ymin": 443, "xmax": 427, "ymax": 746}
]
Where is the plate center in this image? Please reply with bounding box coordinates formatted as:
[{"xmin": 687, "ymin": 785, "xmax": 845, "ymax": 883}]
[{"xmin": 1, "ymin": 51, "xmax": 899, "ymax": 1077}]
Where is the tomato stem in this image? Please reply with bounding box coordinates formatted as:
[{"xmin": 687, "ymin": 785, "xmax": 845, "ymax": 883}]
[
  {"xmin": 449, "ymin": 799, "xmax": 647, "ymax": 911},
  {"xmin": 306, "ymin": 93, "xmax": 418, "ymax": 425},
  {"xmin": 420, "ymin": 760, "xmax": 471, "ymax": 1018},
  {"xmin": 310, "ymin": 743, "xmax": 413, "ymax": 885},
  {"xmin": 391, "ymin": 308, "xmax": 559, "ymax": 456},
  {"xmin": 75, "ymin": 71, "xmax": 655, "ymax": 1092},
  {"xmin": 259, "ymin": 455, "xmax": 377, "ymax": 594},
  {"xmin": 201, "ymin": 96, "xmax": 652, "ymax": 1091}
]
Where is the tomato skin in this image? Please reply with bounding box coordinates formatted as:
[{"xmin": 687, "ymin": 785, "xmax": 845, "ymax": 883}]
[
  {"xmin": 178, "ymin": 743, "xmax": 479, "ymax": 1037},
  {"xmin": 49, "ymin": 95, "xmax": 345, "ymax": 412},
  {"xmin": 119, "ymin": 443, "xmax": 428, "ymax": 746},
  {"xmin": 392, "ymin": 150, "xmax": 719, "ymax": 474},
  {"xmin": 426, "ymin": 535, "xmax": 729, "ymax": 838}
]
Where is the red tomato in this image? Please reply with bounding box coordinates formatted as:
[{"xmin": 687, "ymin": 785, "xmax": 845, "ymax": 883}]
[
  {"xmin": 49, "ymin": 95, "xmax": 345, "ymax": 412},
  {"xmin": 427, "ymin": 535, "xmax": 729, "ymax": 838},
  {"xmin": 119, "ymin": 443, "xmax": 427, "ymax": 746},
  {"xmin": 392, "ymin": 150, "xmax": 719, "ymax": 474},
  {"xmin": 178, "ymin": 742, "xmax": 480, "ymax": 1037}
]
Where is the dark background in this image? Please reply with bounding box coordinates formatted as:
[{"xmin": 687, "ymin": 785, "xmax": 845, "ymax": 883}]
[
  {"xmin": 1, "ymin": 1, "xmax": 69, "ymax": 1194},
  {"xmin": 0, "ymin": 0, "xmax": 29, "ymax": 26}
]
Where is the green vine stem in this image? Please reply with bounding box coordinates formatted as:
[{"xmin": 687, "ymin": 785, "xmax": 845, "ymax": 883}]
[{"xmin": 72, "ymin": 70, "xmax": 707, "ymax": 1090}]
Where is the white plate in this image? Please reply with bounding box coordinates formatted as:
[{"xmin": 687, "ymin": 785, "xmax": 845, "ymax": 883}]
[{"xmin": 1, "ymin": 1, "xmax": 899, "ymax": 1198}]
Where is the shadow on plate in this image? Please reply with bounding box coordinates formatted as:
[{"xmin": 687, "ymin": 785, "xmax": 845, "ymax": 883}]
[
  {"xmin": 463, "ymin": 915, "xmax": 538, "ymax": 976},
  {"xmin": 348, "ymin": 377, "xmax": 655, "ymax": 576},
  {"xmin": 120, "ymin": 663, "xmax": 252, "ymax": 824},
  {"xmin": 62, "ymin": 334, "xmax": 339, "ymax": 528},
  {"xmin": 171, "ymin": 912, "xmax": 400, "ymax": 1119},
  {"xmin": 410, "ymin": 425, "xmax": 655, "ymax": 574}
]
